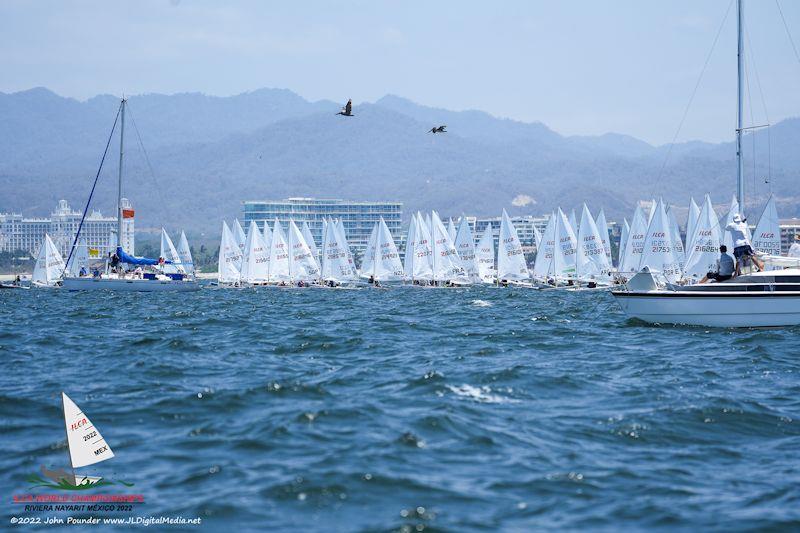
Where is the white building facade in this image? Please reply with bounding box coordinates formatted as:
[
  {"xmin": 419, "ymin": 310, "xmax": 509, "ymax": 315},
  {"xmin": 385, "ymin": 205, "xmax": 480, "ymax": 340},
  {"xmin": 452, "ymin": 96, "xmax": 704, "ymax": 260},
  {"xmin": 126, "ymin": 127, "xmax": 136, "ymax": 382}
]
[{"xmin": 0, "ymin": 199, "xmax": 134, "ymax": 258}]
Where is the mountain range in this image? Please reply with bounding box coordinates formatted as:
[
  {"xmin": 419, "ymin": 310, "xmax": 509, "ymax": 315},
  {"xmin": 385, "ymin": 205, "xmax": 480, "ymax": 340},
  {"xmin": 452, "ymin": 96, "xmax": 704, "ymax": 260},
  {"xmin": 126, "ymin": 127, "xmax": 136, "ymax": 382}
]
[{"xmin": 1, "ymin": 87, "xmax": 798, "ymax": 234}]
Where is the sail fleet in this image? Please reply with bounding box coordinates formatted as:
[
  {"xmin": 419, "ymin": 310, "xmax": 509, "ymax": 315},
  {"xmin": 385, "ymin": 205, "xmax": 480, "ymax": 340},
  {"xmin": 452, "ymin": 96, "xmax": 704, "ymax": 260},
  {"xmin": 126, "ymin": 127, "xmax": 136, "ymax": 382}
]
[{"xmin": 214, "ymin": 194, "xmax": 790, "ymax": 290}]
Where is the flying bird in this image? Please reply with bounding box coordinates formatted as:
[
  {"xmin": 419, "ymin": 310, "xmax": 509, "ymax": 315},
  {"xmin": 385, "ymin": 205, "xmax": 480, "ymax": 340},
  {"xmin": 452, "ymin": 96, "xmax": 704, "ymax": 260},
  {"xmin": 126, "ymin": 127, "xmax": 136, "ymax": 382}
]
[
  {"xmin": 428, "ymin": 125, "xmax": 447, "ymax": 134},
  {"xmin": 336, "ymin": 99, "xmax": 353, "ymax": 117}
]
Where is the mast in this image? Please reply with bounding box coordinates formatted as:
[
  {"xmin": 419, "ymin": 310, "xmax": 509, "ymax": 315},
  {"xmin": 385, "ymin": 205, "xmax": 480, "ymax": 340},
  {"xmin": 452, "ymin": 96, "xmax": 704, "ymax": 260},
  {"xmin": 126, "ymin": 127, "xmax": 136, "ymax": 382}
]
[
  {"xmin": 117, "ymin": 98, "xmax": 126, "ymax": 252},
  {"xmin": 736, "ymin": 0, "xmax": 745, "ymax": 215}
]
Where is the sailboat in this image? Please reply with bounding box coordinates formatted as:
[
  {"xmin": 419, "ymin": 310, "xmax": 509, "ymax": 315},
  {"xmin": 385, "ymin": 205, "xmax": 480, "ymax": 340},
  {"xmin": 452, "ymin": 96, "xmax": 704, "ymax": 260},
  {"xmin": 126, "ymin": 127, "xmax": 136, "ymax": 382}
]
[
  {"xmin": 320, "ymin": 217, "xmax": 358, "ymax": 286},
  {"xmin": 496, "ymin": 209, "xmax": 534, "ymax": 287},
  {"xmin": 613, "ymin": 0, "xmax": 800, "ymax": 327},
  {"xmin": 62, "ymin": 98, "xmax": 198, "ymax": 291},
  {"xmin": 360, "ymin": 217, "xmax": 404, "ymax": 285},
  {"xmin": 475, "ymin": 225, "xmax": 497, "ymax": 284},
  {"xmin": 41, "ymin": 393, "xmax": 115, "ymax": 487},
  {"xmin": 32, "ymin": 234, "xmax": 66, "ymax": 288}
]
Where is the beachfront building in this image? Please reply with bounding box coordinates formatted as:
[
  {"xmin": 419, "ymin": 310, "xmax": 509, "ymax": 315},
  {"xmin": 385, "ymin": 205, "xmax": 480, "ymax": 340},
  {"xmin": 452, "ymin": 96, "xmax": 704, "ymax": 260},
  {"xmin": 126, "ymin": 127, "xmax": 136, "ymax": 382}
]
[
  {"xmin": 0, "ymin": 199, "xmax": 134, "ymax": 258},
  {"xmin": 243, "ymin": 197, "xmax": 403, "ymax": 259}
]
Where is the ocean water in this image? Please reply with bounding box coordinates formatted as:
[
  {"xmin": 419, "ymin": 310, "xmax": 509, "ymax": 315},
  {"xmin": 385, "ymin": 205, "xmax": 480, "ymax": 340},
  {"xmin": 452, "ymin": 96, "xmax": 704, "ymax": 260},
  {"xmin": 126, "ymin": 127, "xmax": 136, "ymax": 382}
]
[{"xmin": 1, "ymin": 285, "xmax": 799, "ymax": 531}]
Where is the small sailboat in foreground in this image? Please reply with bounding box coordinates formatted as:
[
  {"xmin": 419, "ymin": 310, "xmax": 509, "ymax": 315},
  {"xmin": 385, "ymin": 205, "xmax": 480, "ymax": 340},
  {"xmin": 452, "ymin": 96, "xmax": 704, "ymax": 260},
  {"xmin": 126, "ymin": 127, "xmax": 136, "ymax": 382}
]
[{"xmin": 40, "ymin": 393, "xmax": 115, "ymax": 487}]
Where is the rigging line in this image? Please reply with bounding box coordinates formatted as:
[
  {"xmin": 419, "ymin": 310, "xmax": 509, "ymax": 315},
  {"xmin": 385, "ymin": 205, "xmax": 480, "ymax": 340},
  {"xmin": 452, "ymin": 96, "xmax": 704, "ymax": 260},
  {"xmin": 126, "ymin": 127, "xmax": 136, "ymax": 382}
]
[
  {"xmin": 775, "ymin": 0, "xmax": 800, "ymax": 67},
  {"xmin": 125, "ymin": 103, "xmax": 172, "ymax": 232},
  {"xmin": 742, "ymin": 33, "xmax": 756, "ymax": 199},
  {"xmin": 63, "ymin": 102, "xmax": 122, "ymax": 275},
  {"xmin": 744, "ymin": 21, "xmax": 772, "ymax": 188},
  {"xmin": 653, "ymin": 0, "xmax": 734, "ymax": 188}
]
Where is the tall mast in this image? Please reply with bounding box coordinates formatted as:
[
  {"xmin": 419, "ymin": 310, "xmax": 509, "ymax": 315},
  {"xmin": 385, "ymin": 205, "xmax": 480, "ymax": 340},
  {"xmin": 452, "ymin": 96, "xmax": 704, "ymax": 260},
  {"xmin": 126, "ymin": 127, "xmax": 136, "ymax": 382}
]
[
  {"xmin": 736, "ymin": 0, "xmax": 745, "ymax": 215},
  {"xmin": 117, "ymin": 98, "xmax": 126, "ymax": 251}
]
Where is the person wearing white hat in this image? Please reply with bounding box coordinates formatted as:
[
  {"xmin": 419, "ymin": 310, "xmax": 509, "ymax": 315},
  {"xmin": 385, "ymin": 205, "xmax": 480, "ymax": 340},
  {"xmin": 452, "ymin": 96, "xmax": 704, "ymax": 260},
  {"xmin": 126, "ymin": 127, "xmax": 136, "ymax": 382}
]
[
  {"xmin": 788, "ymin": 234, "xmax": 800, "ymax": 258},
  {"xmin": 726, "ymin": 213, "xmax": 764, "ymax": 275}
]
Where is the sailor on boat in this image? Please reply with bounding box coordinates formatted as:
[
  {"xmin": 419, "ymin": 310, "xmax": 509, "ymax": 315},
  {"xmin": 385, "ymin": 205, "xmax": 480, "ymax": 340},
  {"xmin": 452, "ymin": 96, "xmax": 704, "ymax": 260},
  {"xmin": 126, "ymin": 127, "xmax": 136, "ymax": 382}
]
[
  {"xmin": 789, "ymin": 234, "xmax": 800, "ymax": 258},
  {"xmin": 726, "ymin": 214, "xmax": 764, "ymax": 274},
  {"xmin": 699, "ymin": 245, "xmax": 734, "ymax": 284}
]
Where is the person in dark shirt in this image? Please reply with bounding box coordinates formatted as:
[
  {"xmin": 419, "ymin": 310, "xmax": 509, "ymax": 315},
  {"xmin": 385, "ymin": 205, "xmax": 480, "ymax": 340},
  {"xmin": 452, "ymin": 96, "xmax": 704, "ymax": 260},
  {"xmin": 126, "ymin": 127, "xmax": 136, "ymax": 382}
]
[{"xmin": 700, "ymin": 245, "xmax": 735, "ymax": 283}]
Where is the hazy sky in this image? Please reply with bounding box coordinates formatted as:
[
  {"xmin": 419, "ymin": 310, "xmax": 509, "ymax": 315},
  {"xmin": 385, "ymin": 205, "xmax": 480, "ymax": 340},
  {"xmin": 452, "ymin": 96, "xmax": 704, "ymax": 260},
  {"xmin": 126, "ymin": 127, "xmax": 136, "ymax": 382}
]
[{"xmin": 2, "ymin": 0, "xmax": 799, "ymax": 144}]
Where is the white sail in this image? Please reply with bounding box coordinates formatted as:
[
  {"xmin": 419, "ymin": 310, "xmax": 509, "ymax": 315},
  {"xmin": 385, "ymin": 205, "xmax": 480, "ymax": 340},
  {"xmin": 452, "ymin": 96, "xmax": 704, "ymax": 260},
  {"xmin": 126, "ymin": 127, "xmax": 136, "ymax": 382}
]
[
  {"xmin": 532, "ymin": 221, "xmax": 543, "ymax": 249},
  {"xmin": 321, "ymin": 216, "xmax": 357, "ymax": 281},
  {"xmin": 639, "ymin": 199, "xmax": 682, "ymax": 282},
  {"xmin": 412, "ymin": 213, "xmax": 434, "ymax": 281},
  {"xmin": 620, "ymin": 205, "xmax": 648, "ymax": 276},
  {"xmin": 575, "ymin": 204, "xmax": 611, "ymax": 280},
  {"xmin": 62, "ymin": 392, "xmax": 114, "ymax": 469},
  {"xmin": 261, "ymin": 220, "xmax": 273, "ymax": 251},
  {"xmin": 683, "ymin": 195, "xmax": 722, "ymax": 280},
  {"xmin": 595, "ymin": 209, "xmax": 613, "ymax": 268},
  {"xmin": 335, "ymin": 219, "xmax": 357, "ymax": 277},
  {"xmin": 568, "ymin": 209, "xmax": 578, "ymax": 237},
  {"xmin": 555, "ymin": 208, "xmax": 578, "ymax": 279},
  {"xmin": 618, "ymin": 218, "xmax": 630, "ymax": 268},
  {"xmin": 532, "ymin": 213, "xmax": 556, "ymax": 282},
  {"xmin": 241, "ymin": 221, "xmax": 269, "ymax": 283},
  {"xmin": 177, "ymin": 231, "xmax": 195, "ymax": 276},
  {"xmin": 33, "ymin": 234, "xmax": 65, "ymax": 286},
  {"xmin": 647, "ymin": 198, "xmax": 657, "ymax": 223},
  {"xmin": 268, "ymin": 219, "xmax": 291, "ymax": 282},
  {"xmin": 301, "ymin": 221, "xmax": 319, "ymax": 261},
  {"xmin": 232, "ymin": 219, "xmax": 246, "ymax": 271},
  {"xmin": 160, "ymin": 228, "xmax": 184, "ymax": 274},
  {"xmin": 362, "ymin": 218, "xmax": 403, "ymax": 280},
  {"xmin": 288, "ymin": 220, "xmax": 320, "ymax": 282},
  {"xmin": 217, "ymin": 221, "xmax": 241, "ymax": 284},
  {"xmin": 666, "ymin": 206, "xmax": 686, "ymax": 271},
  {"xmin": 686, "ymin": 197, "xmax": 700, "ymax": 252},
  {"xmin": 431, "ymin": 211, "xmax": 469, "ymax": 283},
  {"xmin": 752, "ymin": 195, "xmax": 781, "ymax": 259},
  {"xmin": 66, "ymin": 238, "xmax": 90, "ymax": 277},
  {"xmin": 447, "ymin": 218, "xmax": 457, "ymax": 243},
  {"xmin": 361, "ymin": 223, "xmax": 379, "ymax": 277},
  {"xmin": 497, "ymin": 209, "xmax": 529, "ymax": 281},
  {"xmin": 475, "ymin": 225, "xmax": 496, "ymax": 284},
  {"xmin": 454, "ymin": 217, "xmax": 479, "ymax": 282},
  {"xmin": 403, "ymin": 216, "xmax": 418, "ymax": 280}
]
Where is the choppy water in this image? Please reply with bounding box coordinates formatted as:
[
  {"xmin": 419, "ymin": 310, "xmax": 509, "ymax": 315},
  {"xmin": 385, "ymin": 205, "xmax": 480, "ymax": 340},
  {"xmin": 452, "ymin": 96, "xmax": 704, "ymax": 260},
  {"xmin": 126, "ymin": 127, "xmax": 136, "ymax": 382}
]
[{"xmin": 2, "ymin": 286, "xmax": 799, "ymax": 531}]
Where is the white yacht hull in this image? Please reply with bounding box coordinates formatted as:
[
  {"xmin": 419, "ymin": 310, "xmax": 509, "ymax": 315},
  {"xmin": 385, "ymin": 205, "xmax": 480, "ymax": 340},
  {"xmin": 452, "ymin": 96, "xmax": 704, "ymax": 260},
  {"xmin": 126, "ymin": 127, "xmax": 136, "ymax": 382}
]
[
  {"xmin": 613, "ymin": 291, "xmax": 800, "ymax": 327},
  {"xmin": 62, "ymin": 277, "xmax": 199, "ymax": 292}
]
